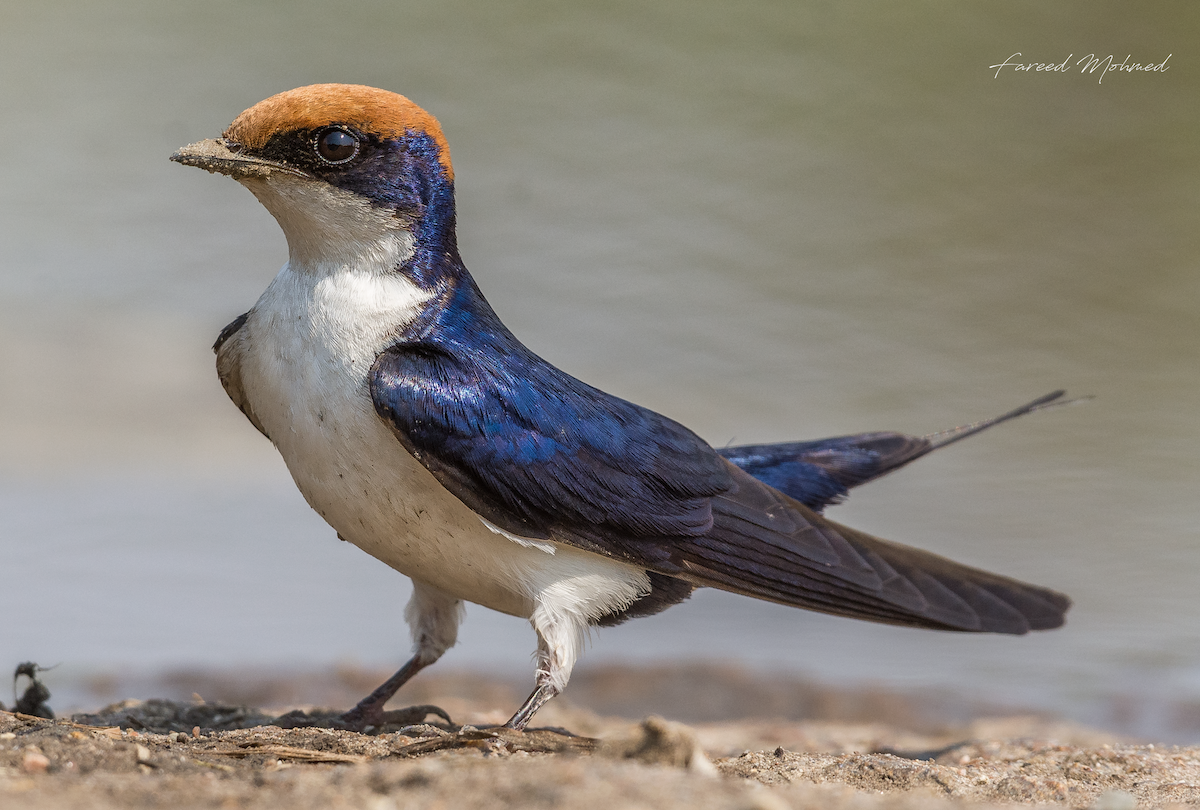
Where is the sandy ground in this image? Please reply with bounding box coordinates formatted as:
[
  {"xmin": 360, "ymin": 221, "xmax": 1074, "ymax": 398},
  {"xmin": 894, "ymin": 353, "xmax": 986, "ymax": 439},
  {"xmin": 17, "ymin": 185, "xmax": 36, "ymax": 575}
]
[{"xmin": 2, "ymin": 667, "xmax": 1198, "ymax": 809}]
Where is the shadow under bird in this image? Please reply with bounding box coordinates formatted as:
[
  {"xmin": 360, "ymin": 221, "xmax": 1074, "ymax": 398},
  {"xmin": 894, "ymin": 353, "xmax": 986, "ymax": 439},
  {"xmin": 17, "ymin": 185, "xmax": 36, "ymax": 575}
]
[{"xmin": 171, "ymin": 84, "xmax": 1071, "ymax": 731}]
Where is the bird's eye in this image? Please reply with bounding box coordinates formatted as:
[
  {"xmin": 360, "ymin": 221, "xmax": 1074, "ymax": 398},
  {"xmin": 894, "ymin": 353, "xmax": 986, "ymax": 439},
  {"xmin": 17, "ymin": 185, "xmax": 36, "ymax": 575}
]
[{"xmin": 315, "ymin": 128, "xmax": 359, "ymax": 164}]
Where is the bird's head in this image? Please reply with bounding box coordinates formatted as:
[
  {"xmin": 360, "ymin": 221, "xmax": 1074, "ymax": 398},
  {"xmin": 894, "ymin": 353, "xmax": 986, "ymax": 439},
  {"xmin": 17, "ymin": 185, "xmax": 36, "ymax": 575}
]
[{"xmin": 172, "ymin": 84, "xmax": 458, "ymax": 284}]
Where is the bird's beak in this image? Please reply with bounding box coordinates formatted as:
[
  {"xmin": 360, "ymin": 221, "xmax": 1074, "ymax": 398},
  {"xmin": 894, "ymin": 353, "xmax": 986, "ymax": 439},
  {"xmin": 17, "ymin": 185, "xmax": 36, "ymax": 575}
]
[{"xmin": 170, "ymin": 138, "xmax": 305, "ymax": 179}]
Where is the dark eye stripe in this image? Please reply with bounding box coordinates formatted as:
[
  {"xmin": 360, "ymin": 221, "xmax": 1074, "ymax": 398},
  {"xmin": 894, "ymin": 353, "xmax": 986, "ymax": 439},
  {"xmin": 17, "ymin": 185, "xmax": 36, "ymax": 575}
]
[{"xmin": 315, "ymin": 128, "xmax": 359, "ymax": 164}]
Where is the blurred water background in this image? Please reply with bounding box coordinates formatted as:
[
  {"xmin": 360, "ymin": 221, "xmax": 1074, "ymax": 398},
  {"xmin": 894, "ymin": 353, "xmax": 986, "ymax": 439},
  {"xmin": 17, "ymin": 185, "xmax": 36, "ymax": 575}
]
[{"xmin": 1, "ymin": 1, "xmax": 1197, "ymax": 740}]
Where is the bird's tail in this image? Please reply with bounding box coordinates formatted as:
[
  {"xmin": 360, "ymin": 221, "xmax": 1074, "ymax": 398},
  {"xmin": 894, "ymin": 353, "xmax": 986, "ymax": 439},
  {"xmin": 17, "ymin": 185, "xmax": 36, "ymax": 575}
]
[
  {"xmin": 922, "ymin": 389, "xmax": 1089, "ymax": 451},
  {"xmin": 718, "ymin": 390, "xmax": 1087, "ymax": 512}
]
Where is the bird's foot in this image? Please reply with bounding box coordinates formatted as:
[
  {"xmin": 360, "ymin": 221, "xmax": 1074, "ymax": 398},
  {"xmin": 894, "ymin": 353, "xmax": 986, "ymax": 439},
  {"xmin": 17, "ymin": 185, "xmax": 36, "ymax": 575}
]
[
  {"xmin": 335, "ymin": 703, "xmax": 453, "ymax": 733},
  {"xmin": 390, "ymin": 724, "xmax": 597, "ymax": 757},
  {"xmin": 270, "ymin": 703, "xmax": 452, "ymax": 733}
]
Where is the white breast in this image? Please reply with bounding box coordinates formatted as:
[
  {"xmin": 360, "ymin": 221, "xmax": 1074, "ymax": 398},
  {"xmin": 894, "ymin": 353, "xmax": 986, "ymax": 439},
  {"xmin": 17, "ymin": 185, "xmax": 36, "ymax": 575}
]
[{"xmin": 230, "ymin": 175, "xmax": 650, "ymax": 626}]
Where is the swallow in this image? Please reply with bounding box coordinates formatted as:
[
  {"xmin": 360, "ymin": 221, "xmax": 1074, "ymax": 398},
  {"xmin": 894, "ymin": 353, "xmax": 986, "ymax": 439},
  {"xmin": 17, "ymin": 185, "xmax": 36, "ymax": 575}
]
[{"xmin": 171, "ymin": 84, "xmax": 1070, "ymax": 731}]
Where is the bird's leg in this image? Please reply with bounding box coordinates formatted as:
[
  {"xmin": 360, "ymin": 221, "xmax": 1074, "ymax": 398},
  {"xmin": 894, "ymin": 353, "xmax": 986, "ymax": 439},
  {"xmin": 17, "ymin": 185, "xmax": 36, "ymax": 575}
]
[
  {"xmin": 503, "ymin": 595, "xmax": 586, "ymax": 730},
  {"xmin": 337, "ymin": 654, "xmax": 433, "ymax": 730},
  {"xmin": 504, "ymin": 682, "xmax": 560, "ymax": 730},
  {"xmin": 338, "ymin": 581, "xmax": 463, "ymax": 731}
]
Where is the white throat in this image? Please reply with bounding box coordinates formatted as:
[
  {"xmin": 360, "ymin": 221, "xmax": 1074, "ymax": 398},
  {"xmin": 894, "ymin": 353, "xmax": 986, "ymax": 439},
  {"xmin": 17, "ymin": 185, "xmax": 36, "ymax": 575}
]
[
  {"xmin": 237, "ymin": 173, "xmax": 433, "ymax": 440},
  {"xmin": 240, "ymin": 174, "xmax": 416, "ymax": 274}
]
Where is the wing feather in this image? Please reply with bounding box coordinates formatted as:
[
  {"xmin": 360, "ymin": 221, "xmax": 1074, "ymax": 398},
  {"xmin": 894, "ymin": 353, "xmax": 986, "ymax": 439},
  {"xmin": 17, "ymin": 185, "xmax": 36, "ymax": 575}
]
[{"xmin": 213, "ymin": 312, "xmax": 269, "ymax": 439}]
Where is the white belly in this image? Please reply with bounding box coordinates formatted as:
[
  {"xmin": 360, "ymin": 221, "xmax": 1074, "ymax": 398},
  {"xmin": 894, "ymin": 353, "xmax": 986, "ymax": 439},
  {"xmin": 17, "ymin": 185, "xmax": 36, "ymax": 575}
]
[{"xmin": 235, "ymin": 263, "xmax": 650, "ymax": 622}]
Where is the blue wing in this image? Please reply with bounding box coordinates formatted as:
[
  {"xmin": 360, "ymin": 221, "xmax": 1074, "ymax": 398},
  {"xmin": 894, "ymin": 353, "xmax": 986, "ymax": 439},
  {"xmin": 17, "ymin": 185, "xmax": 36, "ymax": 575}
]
[
  {"xmin": 369, "ymin": 284, "xmax": 1069, "ymax": 633},
  {"xmin": 370, "ymin": 290, "xmax": 732, "ymax": 560}
]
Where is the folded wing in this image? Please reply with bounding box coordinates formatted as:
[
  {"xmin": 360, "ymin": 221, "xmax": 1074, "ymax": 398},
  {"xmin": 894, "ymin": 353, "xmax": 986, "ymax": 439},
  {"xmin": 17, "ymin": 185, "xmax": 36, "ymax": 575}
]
[
  {"xmin": 673, "ymin": 461, "xmax": 1069, "ymax": 633},
  {"xmin": 371, "ymin": 322, "xmax": 1069, "ymax": 635}
]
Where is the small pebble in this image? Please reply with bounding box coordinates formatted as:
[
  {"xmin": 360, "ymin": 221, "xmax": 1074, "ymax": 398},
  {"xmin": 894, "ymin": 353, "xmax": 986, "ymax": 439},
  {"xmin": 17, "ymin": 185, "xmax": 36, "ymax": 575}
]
[
  {"xmin": 746, "ymin": 791, "xmax": 790, "ymax": 810},
  {"xmin": 1092, "ymin": 790, "xmax": 1137, "ymax": 810},
  {"xmin": 176, "ymin": 732, "xmax": 190, "ymax": 743},
  {"xmin": 21, "ymin": 749, "xmax": 50, "ymax": 773}
]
